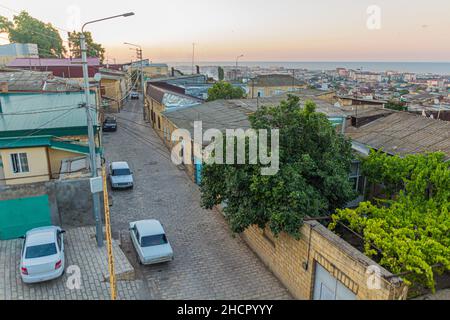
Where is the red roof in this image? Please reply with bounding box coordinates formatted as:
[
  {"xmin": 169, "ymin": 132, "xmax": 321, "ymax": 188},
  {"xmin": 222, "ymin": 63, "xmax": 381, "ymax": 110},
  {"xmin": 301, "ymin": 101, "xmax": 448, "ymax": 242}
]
[
  {"xmin": 7, "ymin": 57, "xmax": 100, "ymax": 67},
  {"xmin": 6, "ymin": 58, "xmax": 101, "ymax": 78}
]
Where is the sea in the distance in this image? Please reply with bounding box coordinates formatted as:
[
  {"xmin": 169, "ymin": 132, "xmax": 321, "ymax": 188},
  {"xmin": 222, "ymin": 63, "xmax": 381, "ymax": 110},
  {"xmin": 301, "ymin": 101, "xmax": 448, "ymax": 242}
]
[{"xmin": 170, "ymin": 61, "xmax": 450, "ymax": 75}]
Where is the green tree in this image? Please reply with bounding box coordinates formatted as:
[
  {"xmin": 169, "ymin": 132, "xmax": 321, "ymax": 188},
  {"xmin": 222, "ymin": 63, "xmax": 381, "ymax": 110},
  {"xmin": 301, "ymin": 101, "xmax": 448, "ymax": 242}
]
[
  {"xmin": 0, "ymin": 11, "xmax": 65, "ymax": 58},
  {"xmin": 385, "ymin": 100, "xmax": 407, "ymax": 111},
  {"xmin": 201, "ymin": 95, "xmax": 356, "ymax": 237},
  {"xmin": 330, "ymin": 151, "xmax": 450, "ymax": 293},
  {"xmin": 207, "ymin": 81, "xmax": 245, "ymax": 101},
  {"xmin": 218, "ymin": 66, "xmax": 224, "ymax": 81},
  {"xmin": 68, "ymin": 31, "xmax": 105, "ymax": 63}
]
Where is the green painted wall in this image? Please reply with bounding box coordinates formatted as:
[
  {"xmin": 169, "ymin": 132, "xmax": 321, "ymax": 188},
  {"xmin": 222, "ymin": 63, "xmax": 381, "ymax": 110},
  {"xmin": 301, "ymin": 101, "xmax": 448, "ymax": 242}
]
[{"xmin": 0, "ymin": 195, "xmax": 51, "ymax": 240}]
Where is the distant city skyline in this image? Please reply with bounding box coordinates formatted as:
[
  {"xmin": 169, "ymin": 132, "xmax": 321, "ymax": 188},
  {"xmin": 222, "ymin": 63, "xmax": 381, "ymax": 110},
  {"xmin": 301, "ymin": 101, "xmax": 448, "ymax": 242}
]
[{"xmin": 1, "ymin": 0, "xmax": 449, "ymax": 63}]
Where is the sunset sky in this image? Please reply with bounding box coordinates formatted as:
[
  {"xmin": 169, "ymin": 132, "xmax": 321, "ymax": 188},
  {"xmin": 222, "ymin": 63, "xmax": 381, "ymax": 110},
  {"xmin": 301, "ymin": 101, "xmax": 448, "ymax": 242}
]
[{"xmin": 1, "ymin": 0, "xmax": 449, "ymax": 63}]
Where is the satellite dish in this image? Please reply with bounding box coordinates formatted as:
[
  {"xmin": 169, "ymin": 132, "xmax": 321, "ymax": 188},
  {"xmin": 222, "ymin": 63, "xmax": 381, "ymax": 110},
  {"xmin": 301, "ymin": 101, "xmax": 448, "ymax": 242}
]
[{"xmin": 94, "ymin": 73, "xmax": 102, "ymax": 82}]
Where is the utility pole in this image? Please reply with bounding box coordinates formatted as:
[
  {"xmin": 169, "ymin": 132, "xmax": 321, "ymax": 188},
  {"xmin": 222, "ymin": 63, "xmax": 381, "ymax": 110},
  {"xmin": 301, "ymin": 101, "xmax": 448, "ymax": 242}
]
[
  {"xmin": 136, "ymin": 48, "xmax": 144, "ymax": 95},
  {"xmin": 192, "ymin": 43, "xmax": 196, "ymax": 75},
  {"xmin": 80, "ymin": 12, "xmax": 135, "ymax": 248},
  {"xmin": 80, "ymin": 31, "xmax": 103, "ymax": 248},
  {"xmin": 124, "ymin": 42, "xmax": 145, "ymax": 96}
]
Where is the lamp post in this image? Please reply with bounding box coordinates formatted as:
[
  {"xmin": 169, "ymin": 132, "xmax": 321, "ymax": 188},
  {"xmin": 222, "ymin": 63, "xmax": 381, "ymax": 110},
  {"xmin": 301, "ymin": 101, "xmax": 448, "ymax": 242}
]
[
  {"xmin": 235, "ymin": 54, "xmax": 244, "ymax": 82},
  {"xmin": 80, "ymin": 12, "xmax": 134, "ymax": 247}
]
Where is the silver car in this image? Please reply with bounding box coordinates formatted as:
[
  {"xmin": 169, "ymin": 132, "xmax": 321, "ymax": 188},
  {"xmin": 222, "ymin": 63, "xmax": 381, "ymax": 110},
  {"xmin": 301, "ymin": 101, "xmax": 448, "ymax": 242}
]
[
  {"xmin": 129, "ymin": 220, "xmax": 174, "ymax": 265},
  {"xmin": 110, "ymin": 161, "xmax": 134, "ymax": 189},
  {"xmin": 20, "ymin": 226, "xmax": 65, "ymax": 284}
]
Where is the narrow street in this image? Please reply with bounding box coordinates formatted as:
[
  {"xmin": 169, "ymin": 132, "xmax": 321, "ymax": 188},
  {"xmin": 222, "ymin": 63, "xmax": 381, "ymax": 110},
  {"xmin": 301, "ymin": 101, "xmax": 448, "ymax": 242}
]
[{"xmin": 102, "ymin": 98, "xmax": 291, "ymax": 300}]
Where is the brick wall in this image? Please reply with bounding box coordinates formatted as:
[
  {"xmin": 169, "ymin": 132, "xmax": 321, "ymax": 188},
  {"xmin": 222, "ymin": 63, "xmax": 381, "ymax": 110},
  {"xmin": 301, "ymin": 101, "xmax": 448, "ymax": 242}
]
[{"xmin": 241, "ymin": 221, "xmax": 408, "ymax": 300}]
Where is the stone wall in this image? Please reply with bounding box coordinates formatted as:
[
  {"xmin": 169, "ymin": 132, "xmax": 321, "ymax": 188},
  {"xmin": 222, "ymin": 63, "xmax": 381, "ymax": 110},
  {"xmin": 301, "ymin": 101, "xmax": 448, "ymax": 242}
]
[{"xmin": 241, "ymin": 221, "xmax": 409, "ymax": 300}]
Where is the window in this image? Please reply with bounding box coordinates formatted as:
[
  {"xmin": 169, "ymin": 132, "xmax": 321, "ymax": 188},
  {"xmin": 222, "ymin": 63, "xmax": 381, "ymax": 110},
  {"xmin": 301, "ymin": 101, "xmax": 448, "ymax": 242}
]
[
  {"xmin": 112, "ymin": 168, "xmax": 131, "ymax": 176},
  {"xmin": 10, "ymin": 153, "xmax": 29, "ymax": 173},
  {"xmin": 57, "ymin": 233, "xmax": 62, "ymax": 251},
  {"xmin": 141, "ymin": 234, "xmax": 168, "ymax": 247},
  {"xmin": 135, "ymin": 229, "xmax": 140, "ymax": 244},
  {"xmin": 25, "ymin": 243, "xmax": 57, "ymax": 259},
  {"xmin": 349, "ymin": 161, "xmax": 365, "ymax": 195}
]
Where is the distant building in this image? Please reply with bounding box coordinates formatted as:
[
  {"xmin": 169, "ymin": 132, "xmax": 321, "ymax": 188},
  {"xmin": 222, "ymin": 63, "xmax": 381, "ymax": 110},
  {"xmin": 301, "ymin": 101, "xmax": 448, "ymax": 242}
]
[
  {"xmin": 349, "ymin": 70, "xmax": 382, "ymax": 83},
  {"xmin": 0, "ymin": 43, "xmax": 39, "ymax": 66},
  {"xmin": 248, "ymin": 74, "xmax": 306, "ymax": 98},
  {"xmin": 99, "ymin": 68, "xmax": 129, "ymax": 113},
  {"xmin": 144, "ymin": 82, "xmax": 203, "ymax": 133}
]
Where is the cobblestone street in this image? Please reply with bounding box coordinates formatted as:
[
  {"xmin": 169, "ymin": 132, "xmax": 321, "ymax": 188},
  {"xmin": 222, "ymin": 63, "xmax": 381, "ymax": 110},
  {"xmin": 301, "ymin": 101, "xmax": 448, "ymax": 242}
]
[{"xmin": 103, "ymin": 99, "xmax": 291, "ymax": 300}]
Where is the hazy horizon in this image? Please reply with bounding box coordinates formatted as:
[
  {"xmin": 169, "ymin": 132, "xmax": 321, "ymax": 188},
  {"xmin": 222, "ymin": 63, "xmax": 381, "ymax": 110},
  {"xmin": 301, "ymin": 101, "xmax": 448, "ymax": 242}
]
[{"xmin": 1, "ymin": 0, "xmax": 450, "ymax": 64}]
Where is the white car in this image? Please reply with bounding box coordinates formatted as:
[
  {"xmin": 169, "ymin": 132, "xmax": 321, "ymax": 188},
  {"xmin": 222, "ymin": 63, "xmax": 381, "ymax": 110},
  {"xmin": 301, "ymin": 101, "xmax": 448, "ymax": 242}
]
[
  {"xmin": 20, "ymin": 226, "xmax": 65, "ymax": 284},
  {"xmin": 110, "ymin": 161, "xmax": 134, "ymax": 189},
  {"xmin": 129, "ymin": 220, "xmax": 174, "ymax": 265}
]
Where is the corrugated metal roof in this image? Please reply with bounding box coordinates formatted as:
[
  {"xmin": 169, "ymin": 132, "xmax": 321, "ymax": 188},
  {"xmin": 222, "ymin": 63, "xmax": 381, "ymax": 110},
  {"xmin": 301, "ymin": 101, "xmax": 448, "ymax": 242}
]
[
  {"xmin": 0, "ymin": 91, "xmax": 97, "ymax": 138},
  {"xmin": 163, "ymin": 94, "xmax": 346, "ymax": 137},
  {"xmin": 0, "ymin": 70, "xmax": 82, "ymax": 92},
  {"xmin": 345, "ymin": 112, "xmax": 450, "ymax": 158}
]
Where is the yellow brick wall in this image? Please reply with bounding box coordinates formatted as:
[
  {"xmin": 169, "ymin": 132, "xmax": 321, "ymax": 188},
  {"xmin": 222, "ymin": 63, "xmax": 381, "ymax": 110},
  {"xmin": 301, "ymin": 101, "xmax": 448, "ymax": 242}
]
[{"xmin": 241, "ymin": 222, "xmax": 408, "ymax": 300}]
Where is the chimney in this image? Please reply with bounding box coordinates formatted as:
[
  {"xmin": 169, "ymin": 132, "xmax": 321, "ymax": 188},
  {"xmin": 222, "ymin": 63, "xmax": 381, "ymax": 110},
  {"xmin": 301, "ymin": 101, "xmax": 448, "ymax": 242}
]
[
  {"xmin": 0, "ymin": 82, "xmax": 8, "ymax": 93},
  {"xmin": 196, "ymin": 65, "xmax": 200, "ymax": 74}
]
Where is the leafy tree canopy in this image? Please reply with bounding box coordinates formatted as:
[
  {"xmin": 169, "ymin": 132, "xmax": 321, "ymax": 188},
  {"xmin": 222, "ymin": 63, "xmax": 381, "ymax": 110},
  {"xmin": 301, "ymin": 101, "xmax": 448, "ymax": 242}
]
[
  {"xmin": 207, "ymin": 81, "xmax": 245, "ymax": 101},
  {"xmin": 201, "ymin": 95, "xmax": 356, "ymax": 237},
  {"xmin": 330, "ymin": 151, "xmax": 450, "ymax": 292},
  {"xmin": 218, "ymin": 66, "xmax": 224, "ymax": 81},
  {"xmin": 0, "ymin": 11, "xmax": 65, "ymax": 58},
  {"xmin": 68, "ymin": 31, "xmax": 105, "ymax": 63},
  {"xmin": 385, "ymin": 100, "xmax": 407, "ymax": 111}
]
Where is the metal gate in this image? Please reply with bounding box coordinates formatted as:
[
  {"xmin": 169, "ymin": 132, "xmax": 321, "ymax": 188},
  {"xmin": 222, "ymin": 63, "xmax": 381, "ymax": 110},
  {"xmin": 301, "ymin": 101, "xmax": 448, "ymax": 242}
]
[
  {"xmin": 194, "ymin": 158, "xmax": 202, "ymax": 185},
  {"xmin": 0, "ymin": 195, "xmax": 51, "ymax": 240},
  {"xmin": 313, "ymin": 263, "xmax": 357, "ymax": 300}
]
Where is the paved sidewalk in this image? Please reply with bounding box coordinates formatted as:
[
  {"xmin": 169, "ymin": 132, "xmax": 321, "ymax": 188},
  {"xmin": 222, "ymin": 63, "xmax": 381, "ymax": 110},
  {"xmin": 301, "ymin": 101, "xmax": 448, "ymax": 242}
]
[{"xmin": 0, "ymin": 226, "xmax": 145, "ymax": 300}]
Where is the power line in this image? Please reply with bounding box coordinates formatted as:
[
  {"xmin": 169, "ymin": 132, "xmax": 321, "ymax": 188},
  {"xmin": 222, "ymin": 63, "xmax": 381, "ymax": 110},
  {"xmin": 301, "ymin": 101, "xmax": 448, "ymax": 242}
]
[
  {"xmin": 2, "ymin": 107, "xmax": 80, "ymax": 148},
  {"xmin": 0, "ymin": 105, "xmax": 83, "ymax": 116}
]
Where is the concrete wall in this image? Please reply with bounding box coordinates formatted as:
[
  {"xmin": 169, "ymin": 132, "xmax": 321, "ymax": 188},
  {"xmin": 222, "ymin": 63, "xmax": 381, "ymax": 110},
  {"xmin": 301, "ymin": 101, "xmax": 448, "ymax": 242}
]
[
  {"xmin": 0, "ymin": 178, "xmax": 100, "ymax": 228},
  {"xmin": 241, "ymin": 222, "xmax": 409, "ymax": 300}
]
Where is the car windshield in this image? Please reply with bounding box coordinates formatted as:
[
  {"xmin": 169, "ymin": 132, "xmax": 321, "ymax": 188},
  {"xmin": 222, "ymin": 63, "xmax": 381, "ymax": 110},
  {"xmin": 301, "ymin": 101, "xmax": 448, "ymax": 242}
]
[
  {"xmin": 141, "ymin": 234, "xmax": 168, "ymax": 247},
  {"xmin": 112, "ymin": 169, "xmax": 131, "ymax": 176},
  {"xmin": 105, "ymin": 118, "xmax": 116, "ymax": 123},
  {"xmin": 25, "ymin": 243, "xmax": 57, "ymax": 259}
]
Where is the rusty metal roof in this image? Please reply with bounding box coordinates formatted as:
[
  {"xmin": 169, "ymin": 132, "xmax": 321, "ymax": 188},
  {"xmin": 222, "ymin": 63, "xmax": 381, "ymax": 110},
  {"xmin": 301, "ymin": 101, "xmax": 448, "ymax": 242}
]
[{"xmin": 345, "ymin": 112, "xmax": 450, "ymax": 158}]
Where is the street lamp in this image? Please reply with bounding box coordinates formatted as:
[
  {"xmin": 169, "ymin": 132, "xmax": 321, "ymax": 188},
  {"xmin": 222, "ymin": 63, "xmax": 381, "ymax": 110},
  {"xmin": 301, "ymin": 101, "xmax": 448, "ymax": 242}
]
[
  {"xmin": 235, "ymin": 54, "xmax": 244, "ymax": 82},
  {"xmin": 124, "ymin": 42, "xmax": 145, "ymax": 96},
  {"xmin": 80, "ymin": 12, "xmax": 134, "ymax": 247}
]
